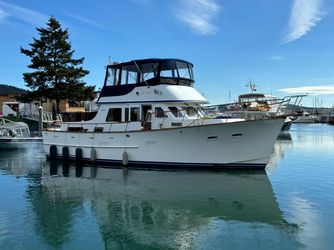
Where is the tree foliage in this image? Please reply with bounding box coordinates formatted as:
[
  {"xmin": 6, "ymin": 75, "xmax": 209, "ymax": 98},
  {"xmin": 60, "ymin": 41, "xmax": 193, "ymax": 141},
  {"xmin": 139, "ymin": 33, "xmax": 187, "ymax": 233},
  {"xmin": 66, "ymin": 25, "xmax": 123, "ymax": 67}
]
[{"xmin": 20, "ymin": 17, "xmax": 95, "ymax": 111}]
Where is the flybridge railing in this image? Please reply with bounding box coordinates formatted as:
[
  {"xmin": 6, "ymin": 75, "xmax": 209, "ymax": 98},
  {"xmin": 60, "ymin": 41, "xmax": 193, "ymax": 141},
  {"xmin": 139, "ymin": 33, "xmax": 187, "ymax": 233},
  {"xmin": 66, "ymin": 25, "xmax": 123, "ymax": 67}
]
[{"xmin": 275, "ymin": 94, "xmax": 306, "ymax": 115}]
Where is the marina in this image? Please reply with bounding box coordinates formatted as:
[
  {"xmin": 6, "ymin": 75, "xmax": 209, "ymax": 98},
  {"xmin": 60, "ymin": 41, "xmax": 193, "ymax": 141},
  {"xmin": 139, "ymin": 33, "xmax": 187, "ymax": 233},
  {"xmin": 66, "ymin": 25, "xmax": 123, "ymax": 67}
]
[
  {"xmin": 0, "ymin": 123, "xmax": 333, "ymax": 249},
  {"xmin": 1, "ymin": 2, "xmax": 334, "ymax": 249}
]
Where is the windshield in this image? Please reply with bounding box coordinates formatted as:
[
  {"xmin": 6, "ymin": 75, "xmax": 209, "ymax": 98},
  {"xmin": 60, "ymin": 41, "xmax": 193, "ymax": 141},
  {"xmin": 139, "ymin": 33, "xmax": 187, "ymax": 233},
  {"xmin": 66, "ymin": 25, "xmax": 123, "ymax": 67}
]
[
  {"xmin": 104, "ymin": 59, "xmax": 194, "ymax": 87},
  {"xmin": 160, "ymin": 61, "xmax": 193, "ymax": 80}
]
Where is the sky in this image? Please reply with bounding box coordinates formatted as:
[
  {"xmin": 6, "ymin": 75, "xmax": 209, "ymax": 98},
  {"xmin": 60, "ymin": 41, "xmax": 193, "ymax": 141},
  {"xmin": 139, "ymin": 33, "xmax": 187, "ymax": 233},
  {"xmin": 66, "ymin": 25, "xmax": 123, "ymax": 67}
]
[{"xmin": 0, "ymin": 0, "xmax": 334, "ymax": 107}]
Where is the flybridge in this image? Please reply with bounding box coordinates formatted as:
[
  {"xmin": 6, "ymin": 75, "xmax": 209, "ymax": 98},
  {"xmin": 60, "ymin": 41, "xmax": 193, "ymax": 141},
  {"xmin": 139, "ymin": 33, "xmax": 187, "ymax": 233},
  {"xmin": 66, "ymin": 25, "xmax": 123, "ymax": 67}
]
[{"xmin": 99, "ymin": 58, "xmax": 195, "ymax": 98}]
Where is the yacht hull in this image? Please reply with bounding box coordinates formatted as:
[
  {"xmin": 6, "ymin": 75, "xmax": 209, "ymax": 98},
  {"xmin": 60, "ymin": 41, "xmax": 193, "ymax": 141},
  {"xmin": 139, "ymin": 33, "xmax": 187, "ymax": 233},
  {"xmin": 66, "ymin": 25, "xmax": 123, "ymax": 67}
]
[{"xmin": 43, "ymin": 118, "xmax": 284, "ymax": 169}]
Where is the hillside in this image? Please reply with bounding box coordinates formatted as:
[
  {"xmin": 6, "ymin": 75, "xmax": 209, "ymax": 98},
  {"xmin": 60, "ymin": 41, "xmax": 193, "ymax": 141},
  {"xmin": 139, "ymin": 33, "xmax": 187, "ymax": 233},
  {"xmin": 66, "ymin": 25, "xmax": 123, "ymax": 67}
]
[{"xmin": 0, "ymin": 84, "xmax": 26, "ymax": 95}]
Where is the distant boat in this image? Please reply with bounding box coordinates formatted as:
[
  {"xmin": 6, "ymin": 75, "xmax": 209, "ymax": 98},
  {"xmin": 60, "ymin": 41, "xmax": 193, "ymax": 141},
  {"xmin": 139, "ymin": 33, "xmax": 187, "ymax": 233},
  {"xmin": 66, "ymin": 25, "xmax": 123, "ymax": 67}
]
[
  {"xmin": 237, "ymin": 92, "xmax": 296, "ymax": 131},
  {"xmin": 293, "ymin": 112, "xmax": 318, "ymax": 123},
  {"xmin": 0, "ymin": 118, "xmax": 43, "ymax": 150},
  {"xmin": 211, "ymin": 85, "xmax": 303, "ymax": 131},
  {"xmin": 237, "ymin": 92, "xmax": 282, "ymax": 113}
]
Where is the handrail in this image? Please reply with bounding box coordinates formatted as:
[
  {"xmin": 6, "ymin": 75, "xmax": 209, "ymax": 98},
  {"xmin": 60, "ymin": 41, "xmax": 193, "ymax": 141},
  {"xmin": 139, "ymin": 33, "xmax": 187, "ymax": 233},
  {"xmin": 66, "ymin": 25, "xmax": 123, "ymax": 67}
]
[{"xmin": 44, "ymin": 96, "xmax": 309, "ymax": 133}]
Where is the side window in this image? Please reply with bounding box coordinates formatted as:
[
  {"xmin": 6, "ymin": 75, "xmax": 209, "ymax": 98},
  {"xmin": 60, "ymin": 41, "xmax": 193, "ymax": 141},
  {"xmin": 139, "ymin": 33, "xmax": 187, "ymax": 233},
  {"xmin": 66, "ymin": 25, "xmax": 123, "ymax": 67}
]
[
  {"xmin": 130, "ymin": 107, "xmax": 139, "ymax": 121},
  {"xmin": 185, "ymin": 107, "xmax": 197, "ymax": 117},
  {"xmin": 124, "ymin": 108, "xmax": 129, "ymax": 122},
  {"xmin": 141, "ymin": 63, "xmax": 158, "ymax": 81},
  {"xmin": 155, "ymin": 107, "xmax": 166, "ymax": 118},
  {"xmin": 128, "ymin": 71, "xmax": 138, "ymax": 84},
  {"xmin": 142, "ymin": 71, "xmax": 155, "ymax": 81},
  {"xmin": 168, "ymin": 107, "xmax": 182, "ymax": 117},
  {"xmin": 106, "ymin": 108, "xmax": 122, "ymax": 122},
  {"xmin": 113, "ymin": 68, "xmax": 120, "ymax": 85},
  {"xmin": 106, "ymin": 68, "xmax": 120, "ymax": 86},
  {"xmin": 120, "ymin": 69, "xmax": 128, "ymax": 85}
]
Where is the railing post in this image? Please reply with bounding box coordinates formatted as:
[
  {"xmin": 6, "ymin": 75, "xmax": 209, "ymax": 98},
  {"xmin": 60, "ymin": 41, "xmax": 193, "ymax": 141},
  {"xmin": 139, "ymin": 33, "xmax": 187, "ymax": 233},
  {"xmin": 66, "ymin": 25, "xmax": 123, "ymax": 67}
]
[{"xmin": 38, "ymin": 106, "xmax": 43, "ymax": 136}]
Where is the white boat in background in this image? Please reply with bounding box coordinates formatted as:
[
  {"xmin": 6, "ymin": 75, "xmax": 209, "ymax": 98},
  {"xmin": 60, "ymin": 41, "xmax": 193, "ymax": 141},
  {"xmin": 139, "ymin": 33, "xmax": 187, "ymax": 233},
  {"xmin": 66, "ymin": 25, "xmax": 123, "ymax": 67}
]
[
  {"xmin": 237, "ymin": 92, "xmax": 282, "ymax": 114},
  {"xmin": 209, "ymin": 84, "xmax": 304, "ymax": 131},
  {"xmin": 42, "ymin": 58, "xmax": 284, "ymax": 169},
  {"xmin": 236, "ymin": 92, "xmax": 296, "ymax": 131},
  {"xmin": 293, "ymin": 112, "xmax": 318, "ymax": 123},
  {"xmin": 0, "ymin": 118, "xmax": 43, "ymax": 150}
]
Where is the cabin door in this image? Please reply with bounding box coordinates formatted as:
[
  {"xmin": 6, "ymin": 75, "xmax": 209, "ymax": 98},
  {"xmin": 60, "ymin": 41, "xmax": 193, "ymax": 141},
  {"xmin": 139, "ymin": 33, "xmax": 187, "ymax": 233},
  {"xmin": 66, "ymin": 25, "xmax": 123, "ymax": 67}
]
[{"xmin": 142, "ymin": 105, "xmax": 152, "ymax": 130}]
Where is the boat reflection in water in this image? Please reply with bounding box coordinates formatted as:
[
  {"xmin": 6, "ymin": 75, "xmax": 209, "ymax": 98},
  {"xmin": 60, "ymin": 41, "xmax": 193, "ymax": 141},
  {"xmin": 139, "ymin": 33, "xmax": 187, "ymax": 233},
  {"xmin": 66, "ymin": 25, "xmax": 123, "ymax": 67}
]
[
  {"xmin": 25, "ymin": 161, "xmax": 299, "ymax": 249},
  {"xmin": 267, "ymin": 132, "xmax": 293, "ymax": 170},
  {"xmin": 0, "ymin": 149, "xmax": 45, "ymax": 177}
]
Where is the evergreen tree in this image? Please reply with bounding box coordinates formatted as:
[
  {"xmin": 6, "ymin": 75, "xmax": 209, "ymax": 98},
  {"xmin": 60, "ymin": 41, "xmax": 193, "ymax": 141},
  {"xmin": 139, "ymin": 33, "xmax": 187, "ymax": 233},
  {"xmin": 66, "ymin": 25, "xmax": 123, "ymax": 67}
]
[{"xmin": 20, "ymin": 16, "xmax": 95, "ymax": 112}]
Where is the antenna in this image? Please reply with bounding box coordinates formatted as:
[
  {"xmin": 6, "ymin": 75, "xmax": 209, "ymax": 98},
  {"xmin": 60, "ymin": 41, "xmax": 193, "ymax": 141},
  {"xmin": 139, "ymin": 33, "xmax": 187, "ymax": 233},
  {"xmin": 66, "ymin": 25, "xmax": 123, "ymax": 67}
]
[
  {"xmin": 108, "ymin": 55, "xmax": 112, "ymax": 65},
  {"xmin": 246, "ymin": 79, "xmax": 257, "ymax": 93}
]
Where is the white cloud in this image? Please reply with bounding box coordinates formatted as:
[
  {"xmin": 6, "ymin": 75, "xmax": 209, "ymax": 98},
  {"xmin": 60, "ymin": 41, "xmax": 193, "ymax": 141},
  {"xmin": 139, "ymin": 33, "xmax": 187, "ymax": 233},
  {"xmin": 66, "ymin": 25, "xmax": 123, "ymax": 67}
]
[
  {"xmin": 175, "ymin": 0, "xmax": 221, "ymax": 35},
  {"xmin": 0, "ymin": 2, "xmax": 48, "ymax": 26},
  {"xmin": 284, "ymin": 0, "xmax": 325, "ymax": 43},
  {"xmin": 279, "ymin": 85, "xmax": 334, "ymax": 95},
  {"xmin": 66, "ymin": 13, "xmax": 109, "ymax": 30},
  {"xmin": 288, "ymin": 195, "xmax": 325, "ymax": 250},
  {"xmin": 0, "ymin": 7, "xmax": 9, "ymax": 23},
  {"xmin": 269, "ymin": 56, "xmax": 285, "ymax": 61}
]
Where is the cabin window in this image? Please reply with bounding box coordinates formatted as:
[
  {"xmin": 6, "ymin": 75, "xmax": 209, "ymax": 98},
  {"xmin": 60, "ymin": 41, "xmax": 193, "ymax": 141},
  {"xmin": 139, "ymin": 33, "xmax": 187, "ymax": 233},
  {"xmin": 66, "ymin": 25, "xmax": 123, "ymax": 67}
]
[
  {"xmin": 127, "ymin": 71, "xmax": 138, "ymax": 84},
  {"xmin": 106, "ymin": 108, "xmax": 122, "ymax": 122},
  {"xmin": 94, "ymin": 127, "xmax": 104, "ymax": 132},
  {"xmin": 120, "ymin": 69, "xmax": 128, "ymax": 85},
  {"xmin": 161, "ymin": 61, "xmax": 176, "ymax": 78},
  {"xmin": 124, "ymin": 108, "xmax": 129, "ymax": 122},
  {"xmin": 140, "ymin": 63, "xmax": 158, "ymax": 81},
  {"xmin": 176, "ymin": 61, "xmax": 192, "ymax": 79},
  {"xmin": 168, "ymin": 107, "xmax": 183, "ymax": 117},
  {"xmin": 185, "ymin": 107, "xmax": 198, "ymax": 117},
  {"xmin": 142, "ymin": 71, "xmax": 155, "ymax": 81},
  {"xmin": 106, "ymin": 68, "xmax": 120, "ymax": 86},
  {"xmin": 155, "ymin": 107, "xmax": 167, "ymax": 118},
  {"xmin": 160, "ymin": 61, "xmax": 193, "ymax": 83},
  {"xmin": 68, "ymin": 127, "xmax": 84, "ymax": 132},
  {"xmin": 113, "ymin": 68, "xmax": 120, "ymax": 85},
  {"xmin": 118, "ymin": 64, "xmax": 139, "ymax": 84},
  {"xmin": 160, "ymin": 68, "xmax": 177, "ymax": 78},
  {"xmin": 130, "ymin": 107, "xmax": 139, "ymax": 121}
]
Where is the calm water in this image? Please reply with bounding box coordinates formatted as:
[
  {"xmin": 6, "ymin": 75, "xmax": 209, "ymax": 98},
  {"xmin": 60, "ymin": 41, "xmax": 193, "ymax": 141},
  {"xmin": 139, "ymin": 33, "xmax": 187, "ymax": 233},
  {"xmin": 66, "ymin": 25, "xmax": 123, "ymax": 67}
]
[{"xmin": 0, "ymin": 124, "xmax": 333, "ymax": 250}]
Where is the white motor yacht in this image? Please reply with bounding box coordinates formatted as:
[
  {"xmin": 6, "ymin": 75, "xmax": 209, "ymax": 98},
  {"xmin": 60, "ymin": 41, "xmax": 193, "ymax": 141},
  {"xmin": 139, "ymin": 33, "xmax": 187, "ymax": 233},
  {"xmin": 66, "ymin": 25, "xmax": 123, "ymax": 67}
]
[{"xmin": 42, "ymin": 58, "xmax": 284, "ymax": 169}]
